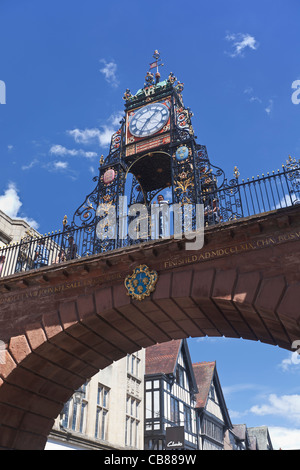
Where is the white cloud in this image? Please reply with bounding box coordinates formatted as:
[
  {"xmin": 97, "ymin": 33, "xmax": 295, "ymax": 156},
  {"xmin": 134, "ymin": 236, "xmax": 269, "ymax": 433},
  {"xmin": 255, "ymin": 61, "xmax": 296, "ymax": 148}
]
[
  {"xmin": 0, "ymin": 182, "xmax": 39, "ymax": 229},
  {"xmin": 50, "ymin": 144, "xmax": 78, "ymax": 157},
  {"xmin": 269, "ymin": 426, "xmax": 300, "ymax": 450},
  {"xmin": 227, "ymin": 408, "xmax": 248, "ymax": 420},
  {"xmin": 223, "ymin": 383, "xmax": 265, "ymax": 397},
  {"xmin": 67, "ymin": 128, "xmax": 103, "ymax": 145},
  {"xmin": 265, "ymin": 99, "xmax": 274, "ymax": 115},
  {"xmin": 244, "ymin": 87, "xmax": 262, "ymax": 103},
  {"xmin": 49, "ymin": 144, "xmax": 97, "ymax": 158},
  {"xmin": 0, "ymin": 182, "xmax": 22, "ymax": 218},
  {"xmin": 21, "ymin": 159, "xmax": 39, "ymax": 170},
  {"xmin": 249, "ymin": 96, "xmax": 262, "ymax": 104},
  {"xmin": 243, "ymin": 87, "xmax": 275, "ymax": 114},
  {"xmin": 225, "ymin": 32, "xmax": 259, "ymax": 58},
  {"xmin": 99, "ymin": 59, "xmax": 119, "ymax": 88},
  {"xmin": 67, "ymin": 112, "xmax": 123, "ymax": 148},
  {"xmin": 250, "ymin": 394, "xmax": 300, "ymax": 425},
  {"xmin": 53, "ymin": 161, "xmax": 68, "ymax": 170},
  {"xmin": 67, "ymin": 128, "xmax": 111, "ymax": 147}
]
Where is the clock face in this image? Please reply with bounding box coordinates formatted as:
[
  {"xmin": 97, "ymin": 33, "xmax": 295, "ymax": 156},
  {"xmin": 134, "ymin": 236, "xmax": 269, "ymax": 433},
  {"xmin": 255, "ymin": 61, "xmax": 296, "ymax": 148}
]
[{"xmin": 129, "ymin": 103, "xmax": 169, "ymax": 138}]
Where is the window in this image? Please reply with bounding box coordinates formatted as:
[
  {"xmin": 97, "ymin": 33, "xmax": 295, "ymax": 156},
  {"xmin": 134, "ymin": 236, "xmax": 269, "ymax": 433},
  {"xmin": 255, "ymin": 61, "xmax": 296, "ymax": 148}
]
[
  {"xmin": 209, "ymin": 383, "xmax": 216, "ymax": 401},
  {"xmin": 61, "ymin": 383, "xmax": 88, "ymax": 434},
  {"xmin": 203, "ymin": 418, "xmax": 223, "ymax": 443},
  {"xmin": 127, "ymin": 352, "xmax": 141, "ymax": 377},
  {"xmin": 170, "ymin": 397, "xmax": 180, "ymax": 425},
  {"xmin": 145, "ymin": 379, "xmax": 161, "ymax": 431},
  {"xmin": 125, "ymin": 395, "xmax": 141, "ymax": 447},
  {"xmin": 95, "ymin": 384, "xmax": 110, "ymax": 440},
  {"xmin": 71, "ymin": 401, "xmax": 87, "ymax": 433},
  {"xmin": 184, "ymin": 405, "xmax": 192, "ymax": 433},
  {"xmin": 176, "ymin": 366, "xmax": 185, "ymax": 388},
  {"xmin": 148, "ymin": 439, "xmax": 164, "ymax": 450}
]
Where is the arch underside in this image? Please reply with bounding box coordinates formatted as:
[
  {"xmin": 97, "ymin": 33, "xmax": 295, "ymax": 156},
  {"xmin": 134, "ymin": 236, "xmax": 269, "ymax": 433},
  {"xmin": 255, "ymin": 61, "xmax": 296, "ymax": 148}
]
[{"xmin": 0, "ymin": 267, "xmax": 299, "ymax": 450}]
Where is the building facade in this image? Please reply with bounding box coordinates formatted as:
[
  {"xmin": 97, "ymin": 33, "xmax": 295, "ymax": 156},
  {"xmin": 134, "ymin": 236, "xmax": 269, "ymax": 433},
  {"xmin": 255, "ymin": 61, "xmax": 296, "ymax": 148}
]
[
  {"xmin": 144, "ymin": 340, "xmax": 235, "ymax": 451},
  {"xmin": 192, "ymin": 361, "xmax": 232, "ymax": 450},
  {"xmin": 0, "ymin": 209, "xmax": 39, "ymax": 248},
  {"xmin": 46, "ymin": 350, "xmax": 145, "ymax": 450},
  {"xmin": 145, "ymin": 339, "xmax": 199, "ymax": 450},
  {"xmin": 0, "ymin": 209, "xmax": 42, "ymax": 276}
]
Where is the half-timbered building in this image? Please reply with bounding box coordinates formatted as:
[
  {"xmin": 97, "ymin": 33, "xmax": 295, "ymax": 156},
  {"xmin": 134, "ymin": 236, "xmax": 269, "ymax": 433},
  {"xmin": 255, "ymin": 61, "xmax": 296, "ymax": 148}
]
[
  {"xmin": 192, "ymin": 361, "xmax": 232, "ymax": 450},
  {"xmin": 144, "ymin": 339, "xmax": 199, "ymax": 450},
  {"xmin": 144, "ymin": 339, "xmax": 234, "ymax": 450}
]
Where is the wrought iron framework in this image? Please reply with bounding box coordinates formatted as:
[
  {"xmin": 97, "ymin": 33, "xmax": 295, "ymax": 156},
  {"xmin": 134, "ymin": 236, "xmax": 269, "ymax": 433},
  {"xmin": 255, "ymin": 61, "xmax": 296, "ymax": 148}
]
[
  {"xmin": 1, "ymin": 49, "xmax": 300, "ymax": 278},
  {"xmin": 1, "ymin": 156, "xmax": 299, "ymax": 278}
]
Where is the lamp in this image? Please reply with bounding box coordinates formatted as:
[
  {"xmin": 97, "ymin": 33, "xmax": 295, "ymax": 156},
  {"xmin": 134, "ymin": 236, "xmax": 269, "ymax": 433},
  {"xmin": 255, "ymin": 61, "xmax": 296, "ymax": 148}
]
[{"xmin": 74, "ymin": 387, "xmax": 85, "ymax": 405}]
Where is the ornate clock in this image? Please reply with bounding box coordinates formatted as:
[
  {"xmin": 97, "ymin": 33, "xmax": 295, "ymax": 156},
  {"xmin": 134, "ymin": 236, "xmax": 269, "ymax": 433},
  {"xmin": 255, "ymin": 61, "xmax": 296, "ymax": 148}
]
[{"xmin": 129, "ymin": 102, "xmax": 169, "ymax": 138}]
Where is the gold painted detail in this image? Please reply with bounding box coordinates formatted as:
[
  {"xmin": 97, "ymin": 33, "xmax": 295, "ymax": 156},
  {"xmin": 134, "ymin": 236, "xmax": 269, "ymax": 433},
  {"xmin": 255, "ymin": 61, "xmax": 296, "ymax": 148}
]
[{"xmin": 124, "ymin": 264, "xmax": 158, "ymax": 301}]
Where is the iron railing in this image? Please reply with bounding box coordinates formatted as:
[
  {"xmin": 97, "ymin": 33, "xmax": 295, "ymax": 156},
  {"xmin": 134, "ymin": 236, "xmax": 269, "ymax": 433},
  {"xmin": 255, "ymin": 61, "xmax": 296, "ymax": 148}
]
[{"xmin": 0, "ymin": 159, "xmax": 299, "ymax": 278}]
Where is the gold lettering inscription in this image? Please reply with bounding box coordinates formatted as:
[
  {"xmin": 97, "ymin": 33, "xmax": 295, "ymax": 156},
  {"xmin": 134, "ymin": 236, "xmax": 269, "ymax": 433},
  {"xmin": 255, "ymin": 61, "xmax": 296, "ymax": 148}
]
[
  {"xmin": 163, "ymin": 231, "xmax": 300, "ymax": 269},
  {"xmin": 0, "ymin": 271, "xmax": 125, "ymax": 305},
  {"xmin": 1, "ymin": 230, "xmax": 300, "ymax": 306}
]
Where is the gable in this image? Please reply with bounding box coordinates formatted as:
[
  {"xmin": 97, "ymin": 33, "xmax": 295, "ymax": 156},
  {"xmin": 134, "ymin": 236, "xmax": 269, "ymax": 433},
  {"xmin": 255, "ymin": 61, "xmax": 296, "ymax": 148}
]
[
  {"xmin": 193, "ymin": 362, "xmax": 232, "ymax": 428},
  {"xmin": 145, "ymin": 339, "xmax": 198, "ymax": 393}
]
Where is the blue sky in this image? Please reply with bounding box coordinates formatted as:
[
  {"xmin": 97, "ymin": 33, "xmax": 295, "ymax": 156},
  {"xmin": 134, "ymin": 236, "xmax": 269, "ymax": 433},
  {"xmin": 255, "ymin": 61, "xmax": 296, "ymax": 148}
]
[{"xmin": 0, "ymin": 0, "xmax": 300, "ymax": 449}]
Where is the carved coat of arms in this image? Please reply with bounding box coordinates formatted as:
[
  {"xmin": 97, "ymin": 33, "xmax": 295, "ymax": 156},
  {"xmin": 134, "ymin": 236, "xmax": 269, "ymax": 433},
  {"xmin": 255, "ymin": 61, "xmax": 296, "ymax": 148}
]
[{"xmin": 124, "ymin": 265, "xmax": 158, "ymax": 301}]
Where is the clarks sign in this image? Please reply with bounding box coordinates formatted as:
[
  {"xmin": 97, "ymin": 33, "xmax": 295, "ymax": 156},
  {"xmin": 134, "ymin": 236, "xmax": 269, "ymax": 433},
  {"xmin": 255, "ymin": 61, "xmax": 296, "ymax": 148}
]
[{"xmin": 165, "ymin": 426, "xmax": 185, "ymax": 450}]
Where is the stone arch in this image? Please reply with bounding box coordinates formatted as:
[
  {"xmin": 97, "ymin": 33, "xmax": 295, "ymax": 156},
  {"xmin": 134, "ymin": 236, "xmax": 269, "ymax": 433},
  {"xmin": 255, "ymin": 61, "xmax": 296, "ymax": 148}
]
[
  {"xmin": 1, "ymin": 206, "xmax": 300, "ymax": 449},
  {"xmin": 1, "ymin": 265, "xmax": 300, "ymax": 449}
]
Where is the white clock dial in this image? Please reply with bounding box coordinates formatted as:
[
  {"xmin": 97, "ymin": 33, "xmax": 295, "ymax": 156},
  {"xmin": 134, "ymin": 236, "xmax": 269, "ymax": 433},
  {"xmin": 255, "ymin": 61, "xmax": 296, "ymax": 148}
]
[{"xmin": 129, "ymin": 103, "xmax": 169, "ymax": 138}]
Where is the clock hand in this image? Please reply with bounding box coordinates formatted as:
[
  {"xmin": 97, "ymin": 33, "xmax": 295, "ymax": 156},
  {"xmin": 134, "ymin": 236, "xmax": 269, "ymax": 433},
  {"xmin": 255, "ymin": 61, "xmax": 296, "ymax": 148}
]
[{"xmin": 141, "ymin": 110, "xmax": 160, "ymax": 130}]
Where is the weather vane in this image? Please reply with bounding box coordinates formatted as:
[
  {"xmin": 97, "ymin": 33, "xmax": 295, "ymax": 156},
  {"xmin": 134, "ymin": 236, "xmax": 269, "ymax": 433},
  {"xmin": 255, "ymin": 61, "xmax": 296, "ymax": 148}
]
[
  {"xmin": 148, "ymin": 50, "xmax": 164, "ymax": 84},
  {"xmin": 149, "ymin": 50, "xmax": 164, "ymax": 71}
]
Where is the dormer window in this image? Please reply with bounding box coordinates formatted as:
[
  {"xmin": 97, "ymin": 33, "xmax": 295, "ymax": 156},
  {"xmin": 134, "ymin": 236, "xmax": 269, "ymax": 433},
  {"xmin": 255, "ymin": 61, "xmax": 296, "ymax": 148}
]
[{"xmin": 209, "ymin": 383, "xmax": 216, "ymax": 401}]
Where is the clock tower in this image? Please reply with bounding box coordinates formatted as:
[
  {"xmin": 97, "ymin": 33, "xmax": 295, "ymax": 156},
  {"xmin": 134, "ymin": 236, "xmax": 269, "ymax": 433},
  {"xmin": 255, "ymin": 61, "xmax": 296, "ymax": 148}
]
[{"xmin": 69, "ymin": 51, "xmax": 224, "ymax": 254}]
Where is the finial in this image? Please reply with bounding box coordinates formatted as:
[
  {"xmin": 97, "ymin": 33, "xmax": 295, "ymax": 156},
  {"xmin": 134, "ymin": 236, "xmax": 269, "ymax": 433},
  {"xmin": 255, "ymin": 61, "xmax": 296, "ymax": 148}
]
[
  {"xmin": 63, "ymin": 215, "xmax": 68, "ymax": 226},
  {"xmin": 100, "ymin": 154, "xmax": 104, "ymax": 165},
  {"xmin": 144, "ymin": 71, "xmax": 154, "ymax": 87},
  {"xmin": 234, "ymin": 166, "xmax": 240, "ymax": 179},
  {"xmin": 167, "ymin": 72, "xmax": 176, "ymax": 85},
  {"xmin": 175, "ymin": 81, "xmax": 184, "ymax": 93},
  {"xmin": 123, "ymin": 88, "xmax": 132, "ymax": 101}
]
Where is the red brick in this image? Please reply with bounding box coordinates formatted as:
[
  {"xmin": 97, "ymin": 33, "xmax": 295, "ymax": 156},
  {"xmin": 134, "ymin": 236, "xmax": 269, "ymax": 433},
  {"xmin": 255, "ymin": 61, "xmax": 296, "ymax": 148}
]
[
  {"xmin": 277, "ymin": 283, "xmax": 300, "ymax": 321},
  {"xmin": 12, "ymin": 430, "xmax": 47, "ymax": 450},
  {"xmin": 42, "ymin": 311, "xmax": 63, "ymax": 339},
  {"xmin": 0, "ymin": 403, "xmax": 24, "ymax": 427},
  {"xmin": 171, "ymin": 269, "xmax": 193, "ymax": 298},
  {"xmin": 59, "ymin": 300, "xmax": 78, "ymax": 329},
  {"xmin": 0, "ymin": 350, "xmax": 16, "ymax": 380},
  {"xmin": 19, "ymin": 413, "xmax": 54, "ymax": 437},
  {"xmin": 77, "ymin": 294, "xmax": 95, "ymax": 320},
  {"xmin": 255, "ymin": 276, "xmax": 286, "ymax": 320},
  {"xmin": 9, "ymin": 335, "xmax": 31, "ymax": 364},
  {"xmin": 26, "ymin": 322, "xmax": 47, "ymax": 350},
  {"xmin": 94, "ymin": 286, "xmax": 113, "ymax": 312},
  {"xmin": 153, "ymin": 272, "xmax": 172, "ymax": 300},
  {"xmin": 0, "ymin": 425, "xmax": 16, "ymax": 448}
]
